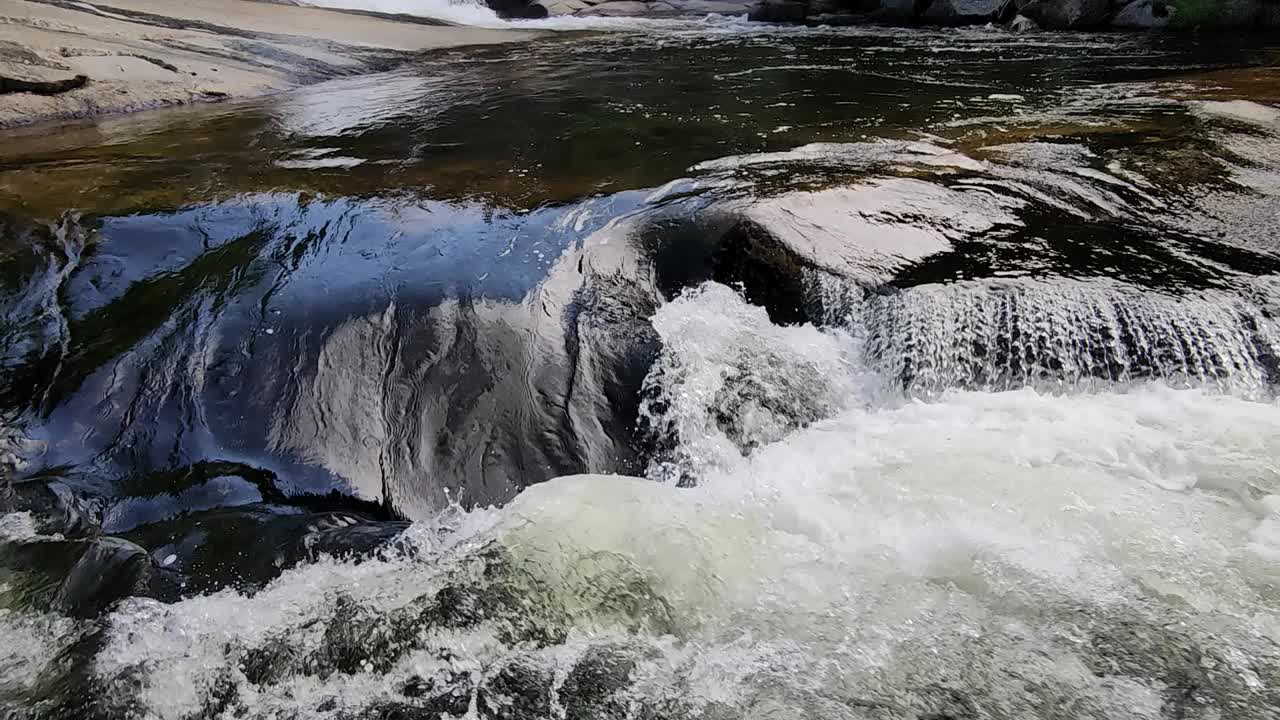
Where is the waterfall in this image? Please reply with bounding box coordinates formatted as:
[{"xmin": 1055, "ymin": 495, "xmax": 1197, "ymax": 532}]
[{"xmin": 807, "ymin": 273, "xmax": 1280, "ymax": 396}]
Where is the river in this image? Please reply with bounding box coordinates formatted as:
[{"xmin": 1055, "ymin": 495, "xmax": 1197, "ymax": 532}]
[{"xmin": 2, "ymin": 18, "xmax": 1280, "ymax": 720}]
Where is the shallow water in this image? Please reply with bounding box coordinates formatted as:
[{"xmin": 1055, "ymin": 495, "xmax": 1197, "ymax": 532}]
[{"xmin": 2, "ymin": 19, "xmax": 1280, "ymax": 720}]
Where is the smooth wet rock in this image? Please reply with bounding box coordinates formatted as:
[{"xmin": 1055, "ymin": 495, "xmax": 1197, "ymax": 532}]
[
  {"xmin": 922, "ymin": 0, "xmax": 1012, "ymax": 24},
  {"xmin": 0, "ymin": 533, "xmax": 182, "ymax": 617},
  {"xmin": 1017, "ymin": 0, "xmax": 1109, "ymax": 28},
  {"xmin": 1111, "ymin": 0, "xmax": 1173, "ymax": 27},
  {"xmin": 1, "ymin": 196, "xmax": 662, "ymax": 520},
  {"xmin": 53, "ymin": 537, "xmax": 181, "ymax": 617},
  {"xmin": 726, "ymin": 180, "xmax": 1011, "ymax": 284}
]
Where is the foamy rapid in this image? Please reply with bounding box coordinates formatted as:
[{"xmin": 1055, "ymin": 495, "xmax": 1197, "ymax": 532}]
[{"xmin": 14, "ymin": 281, "xmax": 1269, "ymax": 720}]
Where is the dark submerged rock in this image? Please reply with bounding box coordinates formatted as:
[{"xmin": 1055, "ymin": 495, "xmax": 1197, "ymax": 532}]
[
  {"xmin": 122, "ymin": 505, "xmax": 411, "ymax": 595},
  {"xmin": 0, "ymin": 534, "xmax": 180, "ymax": 618},
  {"xmin": 52, "ymin": 537, "xmax": 182, "ymax": 618}
]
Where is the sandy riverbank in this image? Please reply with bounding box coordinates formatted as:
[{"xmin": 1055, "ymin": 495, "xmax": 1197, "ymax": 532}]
[{"xmin": 0, "ymin": 0, "xmax": 541, "ymax": 129}]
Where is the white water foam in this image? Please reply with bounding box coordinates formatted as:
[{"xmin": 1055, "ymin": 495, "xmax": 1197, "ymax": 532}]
[{"xmin": 63, "ymin": 281, "xmax": 1280, "ymax": 719}]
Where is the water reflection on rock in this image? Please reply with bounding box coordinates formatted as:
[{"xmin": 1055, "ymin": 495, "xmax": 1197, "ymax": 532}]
[{"xmin": 2, "ymin": 190, "xmax": 667, "ymax": 517}]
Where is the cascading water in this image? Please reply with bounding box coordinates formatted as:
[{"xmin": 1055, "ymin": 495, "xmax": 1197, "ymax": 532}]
[{"xmin": 805, "ymin": 273, "xmax": 1280, "ymax": 397}]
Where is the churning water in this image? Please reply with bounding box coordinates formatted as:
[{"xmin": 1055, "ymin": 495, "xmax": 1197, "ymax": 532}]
[
  {"xmin": 27, "ymin": 283, "xmax": 1280, "ymax": 719},
  {"xmin": 2, "ymin": 20, "xmax": 1280, "ymax": 720}
]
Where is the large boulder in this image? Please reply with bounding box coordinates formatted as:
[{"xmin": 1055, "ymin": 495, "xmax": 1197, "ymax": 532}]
[
  {"xmin": 922, "ymin": 0, "xmax": 1012, "ymax": 23},
  {"xmin": 1017, "ymin": 0, "xmax": 1109, "ymax": 27},
  {"xmin": 1110, "ymin": 0, "xmax": 1173, "ymax": 27}
]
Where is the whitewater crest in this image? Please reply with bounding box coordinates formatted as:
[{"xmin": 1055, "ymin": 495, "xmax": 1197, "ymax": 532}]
[{"xmin": 4, "ymin": 282, "xmax": 1272, "ymax": 720}]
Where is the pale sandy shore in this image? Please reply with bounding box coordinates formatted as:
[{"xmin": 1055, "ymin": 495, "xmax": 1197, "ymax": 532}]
[{"xmin": 0, "ymin": 0, "xmax": 541, "ymax": 129}]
